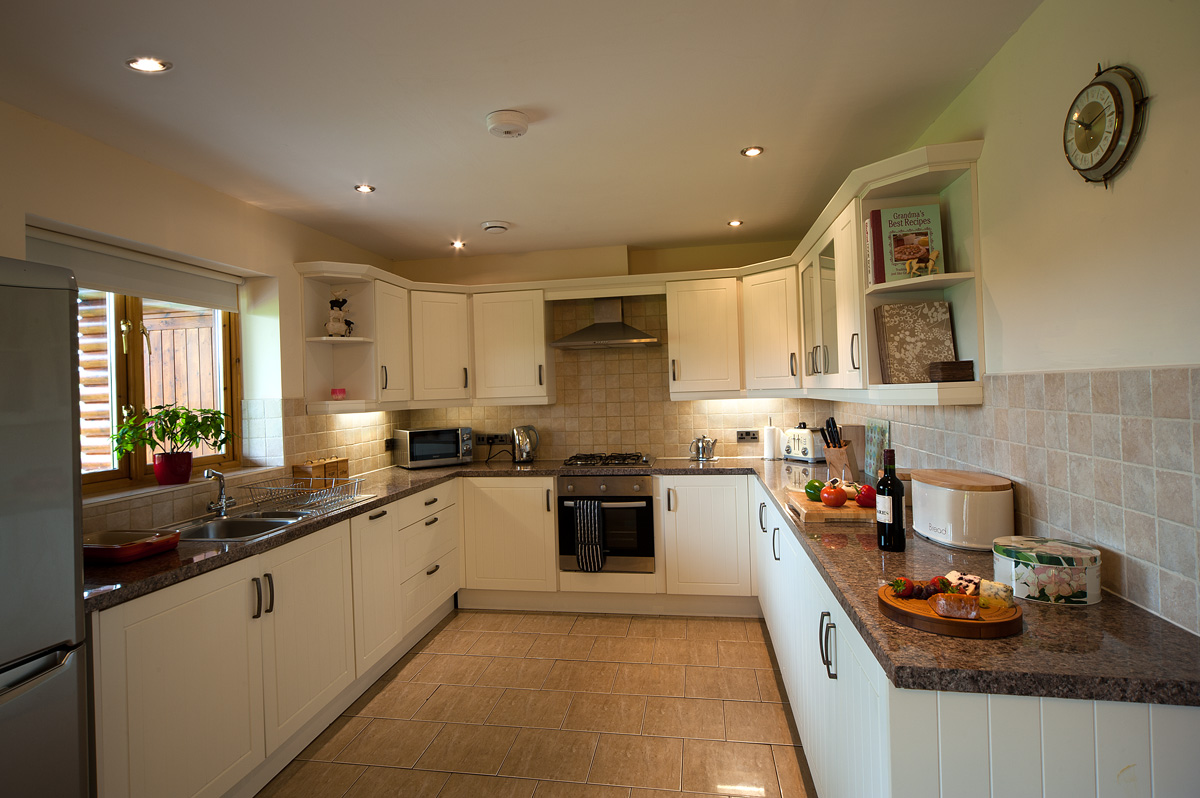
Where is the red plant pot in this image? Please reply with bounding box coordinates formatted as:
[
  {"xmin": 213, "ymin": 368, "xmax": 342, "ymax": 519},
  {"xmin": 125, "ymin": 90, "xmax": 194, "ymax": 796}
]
[{"xmin": 152, "ymin": 452, "xmax": 194, "ymax": 485}]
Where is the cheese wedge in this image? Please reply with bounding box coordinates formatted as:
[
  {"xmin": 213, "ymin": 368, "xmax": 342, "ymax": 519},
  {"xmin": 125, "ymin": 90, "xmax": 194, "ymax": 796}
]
[{"xmin": 979, "ymin": 579, "xmax": 1014, "ymax": 609}]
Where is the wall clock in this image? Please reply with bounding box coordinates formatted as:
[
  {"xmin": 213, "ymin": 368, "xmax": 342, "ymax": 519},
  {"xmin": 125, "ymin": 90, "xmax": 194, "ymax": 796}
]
[{"xmin": 1063, "ymin": 64, "xmax": 1147, "ymax": 187}]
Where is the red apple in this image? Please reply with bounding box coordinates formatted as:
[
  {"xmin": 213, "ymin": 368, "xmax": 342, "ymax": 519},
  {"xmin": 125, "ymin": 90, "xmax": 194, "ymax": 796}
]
[
  {"xmin": 820, "ymin": 485, "xmax": 847, "ymax": 507},
  {"xmin": 855, "ymin": 484, "xmax": 877, "ymax": 508}
]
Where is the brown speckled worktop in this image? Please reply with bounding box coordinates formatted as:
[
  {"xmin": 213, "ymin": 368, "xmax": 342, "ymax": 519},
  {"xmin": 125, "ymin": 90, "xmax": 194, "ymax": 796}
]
[{"xmin": 84, "ymin": 457, "xmax": 1200, "ymax": 706}]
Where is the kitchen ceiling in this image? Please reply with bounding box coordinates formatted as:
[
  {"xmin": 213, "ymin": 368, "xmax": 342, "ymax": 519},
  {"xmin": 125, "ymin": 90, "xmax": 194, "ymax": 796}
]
[{"xmin": 0, "ymin": 0, "xmax": 1041, "ymax": 262}]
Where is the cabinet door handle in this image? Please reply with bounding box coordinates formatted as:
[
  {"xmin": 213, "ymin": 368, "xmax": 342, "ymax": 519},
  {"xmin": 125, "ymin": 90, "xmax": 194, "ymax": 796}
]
[
  {"xmin": 850, "ymin": 333, "xmax": 860, "ymax": 371},
  {"xmin": 424, "ymin": 516, "xmax": 439, "ymax": 526},
  {"xmin": 426, "ymin": 563, "xmax": 441, "ymax": 576},
  {"xmin": 822, "ymin": 345, "xmax": 830, "ymax": 374},
  {"xmin": 369, "ymin": 509, "xmax": 388, "ymax": 520},
  {"xmin": 546, "ymin": 489, "xmax": 551, "ymax": 512},
  {"xmin": 758, "ymin": 501, "xmax": 766, "ymax": 533},
  {"xmin": 538, "ymin": 364, "xmax": 544, "ymax": 386},
  {"xmin": 463, "ymin": 367, "xmax": 469, "ymax": 389},
  {"xmin": 670, "ymin": 359, "xmax": 677, "ymax": 381},
  {"xmin": 251, "ymin": 577, "xmax": 263, "ymax": 619},
  {"xmin": 382, "ymin": 364, "xmax": 388, "ymax": 390},
  {"xmin": 824, "ymin": 620, "xmax": 837, "ymax": 680},
  {"xmin": 264, "ymin": 572, "xmax": 275, "ymax": 614},
  {"xmin": 667, "ymin": 488, "xmax": 674, "ymax": 512},
  {"xmin": 772, "ymin": 527, "xmax": 780, "ymax": 561},
  {"xmin": 789, "ymin": 352, "xmax": 797, "ymax": 377},
  {"xmin": 818, "ymin": 611, "xmax": 830, "ymax": 665},
  {"xmin": 424, "ymin": 497, "xmax": 438, "ymax": 506},
  {"xmin": 812, "ymin": 346, "xmax": 821, "ymax": 374}
]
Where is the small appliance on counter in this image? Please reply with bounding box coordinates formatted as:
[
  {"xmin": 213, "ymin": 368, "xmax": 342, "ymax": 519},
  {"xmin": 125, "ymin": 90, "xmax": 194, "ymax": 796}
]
[
  {"xmin": 512, "ymin": 425, "xmax": 540, "ymax": 463},
  {"xmin": 689, "ymin": 435, "xmax": 718, "ymax": 461},
  {"xmin": 910, "ymin": 469, "xmax": 1013, "ymax": 550},
  {"xmin": 392, "ymin": 426, "xmax": 473, "ymax": 469},
  {"xmin": 782, "ymin": 423, "xmax": 826, "ymax": 463}
]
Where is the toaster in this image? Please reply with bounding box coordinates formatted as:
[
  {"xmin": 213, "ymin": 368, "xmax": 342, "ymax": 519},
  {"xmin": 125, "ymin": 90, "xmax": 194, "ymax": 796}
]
[{"xmin": 782, "ymin": 426, "xmax": 826, "ymax": 463}]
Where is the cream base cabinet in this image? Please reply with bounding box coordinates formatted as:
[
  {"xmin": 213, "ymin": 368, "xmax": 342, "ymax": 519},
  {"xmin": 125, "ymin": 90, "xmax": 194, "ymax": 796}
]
[
  {"xmin": 742, "ymin": 266, "xmax": 802, "ymax": 391},
  {"xmin": 659, "ymin": 475, "xmax": 750, "ymax": 596},
  {"xmin": 411, "ymin": 290, "xmax": 471, "ymax": 401},
  {"xmin": 462, "ymin": 477, "xmax": 557, "ymax": 591},
  {"xmin": 94, "ymin": 558, "xmax": 265, "ymax": 798},
  {"xmin": 665, "ymin": 277, "xmax": 742, "ymax": 396},
  {"xmin": 472, "ymin": 289, "xmax": 552, "ymax": 404},
  {"xmin": 257, "ymin": 522, "xmax": 356, "ymax": 755},
  {"xmin": 350, "ymin": 505, "xmax": 404, "ymax": 677}
]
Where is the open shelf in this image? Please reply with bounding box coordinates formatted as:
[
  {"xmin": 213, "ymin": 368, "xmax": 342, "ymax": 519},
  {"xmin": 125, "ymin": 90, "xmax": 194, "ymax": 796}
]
[
  {"xmin": 304, "ymin": 336, "xmax": 374, "ymax": 343},
  {"xmin": 865, "ymin": 271, "xmax": 975, "ymax": 296}
]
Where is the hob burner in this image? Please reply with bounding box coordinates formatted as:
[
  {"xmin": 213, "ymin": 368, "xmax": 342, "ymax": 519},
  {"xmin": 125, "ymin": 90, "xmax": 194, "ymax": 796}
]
[{"xmin": 562, "ymin": 452, "xmax": 654, "ymax": 468}]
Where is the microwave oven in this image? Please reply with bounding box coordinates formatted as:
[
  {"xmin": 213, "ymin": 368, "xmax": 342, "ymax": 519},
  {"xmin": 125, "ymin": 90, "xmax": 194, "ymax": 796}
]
[{"xmin": 392, "ymin": 427, "xmax": 473, "ymax": 469}]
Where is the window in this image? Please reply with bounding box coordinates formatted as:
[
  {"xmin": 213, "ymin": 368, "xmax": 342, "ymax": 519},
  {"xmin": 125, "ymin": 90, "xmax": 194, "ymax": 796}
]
[{"xmin": 79, "ymin": 288, "xmax": 241, "ymax": 487}]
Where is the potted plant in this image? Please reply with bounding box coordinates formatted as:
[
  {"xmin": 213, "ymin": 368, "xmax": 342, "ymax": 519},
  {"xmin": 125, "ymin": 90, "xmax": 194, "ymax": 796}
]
[{"xmin": 112, "ymin": 404, "xmax": 234, "ymax": 485}]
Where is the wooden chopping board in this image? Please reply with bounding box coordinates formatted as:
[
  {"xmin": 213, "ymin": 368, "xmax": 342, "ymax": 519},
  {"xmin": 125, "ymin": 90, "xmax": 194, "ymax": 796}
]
[
  {"xmin": 785, "ymin": 486, "xmax": 876, "ymax": 524},
  {"xmin": 877, "ymin": 585, "xmax": 1023, "ymax": 639}
]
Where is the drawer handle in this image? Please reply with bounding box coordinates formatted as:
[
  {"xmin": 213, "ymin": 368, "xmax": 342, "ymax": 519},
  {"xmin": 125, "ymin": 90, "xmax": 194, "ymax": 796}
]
[
  {"xmin": 424, "ymin": 497, "xmax": 438, "ymax": 506},
  {"xmin": 824, "ymin": 620, "xmax": 837, "ymax": 680},
  {"xmin": 772, "ymin": 527, "xmax": 779, "ymax": 561},
  {"xmin": 758, "ymin": 502, "xmax": 766, "ymax": 533},
  {"xmin": 425, "ymin": 516, "xmax": 439, "ymax": 526},
  {"xmin": 426, "ymin": 564, "xmax": 441, "ymax": 576},
  {"xmin": 369, "ymin": 510, "xmax": 388, "ymax": 520},
  {"xmin": 251, "ymin": 577, "xmax": 262, "ymax": 619}
]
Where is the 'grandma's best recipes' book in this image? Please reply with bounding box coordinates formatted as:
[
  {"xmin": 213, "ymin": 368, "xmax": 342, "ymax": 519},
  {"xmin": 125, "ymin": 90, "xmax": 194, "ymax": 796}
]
[{"xmin": 868, "ymin": 204, "xmax": 944, "ymax": 283}]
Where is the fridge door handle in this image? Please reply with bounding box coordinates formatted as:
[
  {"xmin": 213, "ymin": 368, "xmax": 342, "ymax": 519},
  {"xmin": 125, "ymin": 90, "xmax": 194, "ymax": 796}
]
[{"xmin": 0, "ymin": 647, "xmax": 80, "ymax": 708}]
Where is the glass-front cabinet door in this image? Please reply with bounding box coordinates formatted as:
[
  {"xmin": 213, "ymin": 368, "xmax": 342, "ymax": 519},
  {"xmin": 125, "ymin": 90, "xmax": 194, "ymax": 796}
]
[{"xmin": 798, "ymin": 202, "xmax": 863, "ymax": 390}]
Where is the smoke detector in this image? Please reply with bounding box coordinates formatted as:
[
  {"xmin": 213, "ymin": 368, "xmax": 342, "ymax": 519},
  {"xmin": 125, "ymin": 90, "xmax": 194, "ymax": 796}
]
[
  {"xmin": 481, "ymin": 220, "xmax": 510, "ymax": 234},
  {"xmin": 486, "ymin": 110, "xmax": 529, "ymax": 138}
]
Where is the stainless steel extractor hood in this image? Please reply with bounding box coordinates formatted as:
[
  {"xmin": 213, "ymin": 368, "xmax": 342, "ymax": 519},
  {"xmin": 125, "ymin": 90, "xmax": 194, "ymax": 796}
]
[{"xmin": 550, "ymin": 297, "xmax": 660, "ymax": 349}]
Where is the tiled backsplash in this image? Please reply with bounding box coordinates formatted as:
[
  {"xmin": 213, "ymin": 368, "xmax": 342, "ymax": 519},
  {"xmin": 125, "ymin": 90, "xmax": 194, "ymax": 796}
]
[{"xmin": 825, "ymin": 368, "xmax": 1200, "ymax": 634}]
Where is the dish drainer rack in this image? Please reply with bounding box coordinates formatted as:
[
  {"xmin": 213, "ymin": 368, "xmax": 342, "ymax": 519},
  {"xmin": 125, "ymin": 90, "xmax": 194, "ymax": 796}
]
[{"xmin": 241, "ymin": 476, "xmax": 363, "ymax": 513}]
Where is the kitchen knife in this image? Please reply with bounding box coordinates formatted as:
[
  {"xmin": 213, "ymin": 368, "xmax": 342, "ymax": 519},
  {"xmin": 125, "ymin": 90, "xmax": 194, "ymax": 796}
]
[
  {"xmin": 818, "ymin": 427, "xmax": 830, "ymax": 448},
  {"xmin": 826, "ymin": 417, "xmax": 841, "ymax": 448}
]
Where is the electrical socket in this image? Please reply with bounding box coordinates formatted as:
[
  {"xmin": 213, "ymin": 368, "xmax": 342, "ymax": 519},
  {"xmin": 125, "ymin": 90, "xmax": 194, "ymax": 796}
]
[
  {"xmin": 474, "ymin": 433, "xmax": 513, "ymax": 446},
  {"xmin": 736, "ymin": 430, "xmax": 760, "ymax": 443}
]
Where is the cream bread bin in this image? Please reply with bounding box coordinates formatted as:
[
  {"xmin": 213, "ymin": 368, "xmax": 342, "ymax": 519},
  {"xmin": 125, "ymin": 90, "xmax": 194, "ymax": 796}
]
[{"xmin": 911, "ymin": 469, "xmax": 1013, "ymax": 550}]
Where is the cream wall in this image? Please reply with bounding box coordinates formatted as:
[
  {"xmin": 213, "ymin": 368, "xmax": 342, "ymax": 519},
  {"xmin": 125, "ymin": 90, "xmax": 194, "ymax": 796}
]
[
  {"xmin": 391, "ymin": 245, "xmax": 630, "ymax": 284},
  {"xmin": 0, "ymin": 100, "xmax": 391, "ymax": 399},
  {"xmin": 627, "ymin": 241, "xmax": 795, "ymax": 274},
  {"xmin": 912, "ymin": 0, "xmax": 1200, "ymax": 374}
]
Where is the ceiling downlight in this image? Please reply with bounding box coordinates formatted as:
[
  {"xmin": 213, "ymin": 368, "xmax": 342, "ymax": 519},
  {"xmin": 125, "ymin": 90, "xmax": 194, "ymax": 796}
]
[
  {"xmin": 740, "ymin": 146, "xmax": 764, "ymax": 157},
  {"xmin": 728, "ymin": 220, "xmax": 743, "ymax": 227},
  {"xmin": 354, "ymin": 184, "xmax": 375, "ymax": 193},
  {"xmin": 125, "ymin": 57, "xmax": 172, "ymax": 73}
]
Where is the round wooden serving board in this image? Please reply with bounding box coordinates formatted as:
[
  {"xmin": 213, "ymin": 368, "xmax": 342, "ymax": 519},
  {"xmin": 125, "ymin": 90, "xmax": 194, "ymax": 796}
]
[{"xmin": 876, "ymin": 585, "xmax": 1023, "ymax": 638}]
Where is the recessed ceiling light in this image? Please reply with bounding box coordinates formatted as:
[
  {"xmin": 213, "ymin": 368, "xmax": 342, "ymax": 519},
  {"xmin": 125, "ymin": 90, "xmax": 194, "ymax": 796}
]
[
  {"xmin": 354, "ymin": 184, "xmax": 375, "ymax": 193},
  {"xmin": 125, "ymin": 57, "xmax": 172, "ymax": 73},
  {"xmin": 451, "ymin": 240, "xmax": 465, "ymax": 249},
  {"xmin": 728, "ymin": 220, "xmax": 744, "ymax": 227},
  {"xmin": 740, "ymin": 146, "xmax": 764, "ymax": 157}
]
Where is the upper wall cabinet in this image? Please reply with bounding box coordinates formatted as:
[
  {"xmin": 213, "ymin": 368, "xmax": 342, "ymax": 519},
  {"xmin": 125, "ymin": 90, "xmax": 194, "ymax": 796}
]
[
  {"xmin": 375, "ymin": 281, "xmax": 412, "ymax": 403},
  {"xmin": 472, "ymin": 290, "xmax": 553, "ymax": 405},
  {"xmin": 411, "ymin": 291, "xmax": 471, "ymax": 402},
  {"xmin": 799, "ymin": 203, "xmax": 865, "ymax": 391},
  {"xmin": 666, "ymin": 277, "xmax": 742, "ymax": 397},
  {"xmin": 742, "ymin": 266, "xmax": 802, "ymax": 392}
]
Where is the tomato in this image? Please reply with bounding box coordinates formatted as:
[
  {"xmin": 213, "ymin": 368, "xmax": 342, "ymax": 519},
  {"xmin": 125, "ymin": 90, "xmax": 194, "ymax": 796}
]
[
  {"xmin": 854, "ymin": 484, "xmax": 877, "ymax": 508},
  {"xmin": 820, "ymin": 485, "xmax": 847, "ymax": 507},
  {"xmin": 804, "ymin": 479, "xmax": 824, "ymax": 502}
]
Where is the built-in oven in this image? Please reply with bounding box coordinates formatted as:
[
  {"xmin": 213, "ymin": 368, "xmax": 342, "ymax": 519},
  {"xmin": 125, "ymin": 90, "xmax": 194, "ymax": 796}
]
[{"xmin": 557, "ymin": 474, "xmax": 654, "ymax": 573}]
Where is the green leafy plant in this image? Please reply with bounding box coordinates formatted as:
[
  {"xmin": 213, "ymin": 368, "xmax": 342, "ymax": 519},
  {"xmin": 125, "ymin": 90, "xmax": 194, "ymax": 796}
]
[{"xmin": 112, "ymin": 404, "xmax": 233, "ymax": 458}]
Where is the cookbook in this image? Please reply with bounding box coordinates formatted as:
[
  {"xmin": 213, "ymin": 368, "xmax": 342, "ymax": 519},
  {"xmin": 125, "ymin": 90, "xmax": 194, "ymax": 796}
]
[{"xmin": 867, "ymin": 204, "xmax": 944, "ymax": 283}]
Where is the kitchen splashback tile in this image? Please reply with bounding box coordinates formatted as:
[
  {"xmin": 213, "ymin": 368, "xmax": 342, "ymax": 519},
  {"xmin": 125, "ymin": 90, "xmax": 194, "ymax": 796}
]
[
  {"xmin": 1153, "ymin": 368, "xmax": 1191, "ymax": 419},
  {"xmin": 1065, "ymin": 372, "xmax": 1092, "ymax": 413},
  {"xmin": 1159, "ymin": 571, "xmax": 1200, "ymax": 634},
  {"xmin": 1120, "ymin": 370, "xmax": 1152, "ymax": 417},
  {"xmin": 1157, "ymin": 519, "xmax": 1199, "ymax": 579},
  {"xmin": 1092, "ymin": 371, "xmax": 1121, "ymax": 415},
  {"xmin": 1153, "ymin": 419, "xmax": 1194, "ymax": 473},
  {"xmin": 1156, "ymin": 471, "xmax": 1194, "ymax": 525}
]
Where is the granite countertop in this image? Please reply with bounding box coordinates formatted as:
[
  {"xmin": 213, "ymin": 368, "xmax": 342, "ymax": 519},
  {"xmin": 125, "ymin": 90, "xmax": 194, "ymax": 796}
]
[{"xmin": 83, "ymin": 457, "xmax": 1200, "ymax": 706}]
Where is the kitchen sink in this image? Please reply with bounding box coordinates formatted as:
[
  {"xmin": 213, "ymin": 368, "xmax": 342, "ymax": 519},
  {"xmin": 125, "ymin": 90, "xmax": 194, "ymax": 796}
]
[
  {"xmin": 237, "ymin": 510, "xmax": 311, "ymax": 520},
  {"xmin": 176, "ymin": 516, "xmax": 299, "ymax": 541}
]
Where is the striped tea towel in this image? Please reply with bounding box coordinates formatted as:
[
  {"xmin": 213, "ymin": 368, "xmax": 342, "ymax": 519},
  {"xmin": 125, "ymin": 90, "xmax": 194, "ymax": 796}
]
[{"xmin": 574, "ymin": 499, "xmax": 606, "ymax": 572}]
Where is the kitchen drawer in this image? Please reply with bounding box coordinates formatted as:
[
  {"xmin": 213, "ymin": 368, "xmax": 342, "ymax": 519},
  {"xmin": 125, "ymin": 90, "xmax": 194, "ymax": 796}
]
[
  {"xmin": 398, "ymin": 503, "xmax": 460, "ymax": 582},
  {"xmin": 392, "ymin": 480, "xmax": 459, "ymax": 530},
  {"xmin": 402, "ymin": 548, "xmax": 459, "ymax": 636},
  {"xmin": 350, "ymin": 502, "xmax": 398, "ymax": 536}
]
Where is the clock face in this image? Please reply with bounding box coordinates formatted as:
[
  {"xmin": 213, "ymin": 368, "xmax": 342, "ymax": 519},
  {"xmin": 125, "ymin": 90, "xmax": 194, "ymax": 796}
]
[{"xmin": 1064, "ymin": 81, "xmax": 1122, "ymax": 172}]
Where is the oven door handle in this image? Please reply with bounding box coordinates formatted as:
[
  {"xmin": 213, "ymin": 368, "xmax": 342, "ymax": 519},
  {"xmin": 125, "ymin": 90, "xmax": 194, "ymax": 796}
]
[{"xmin": 561, "ymin": 500, "xmax": 649, "ymax": 509}]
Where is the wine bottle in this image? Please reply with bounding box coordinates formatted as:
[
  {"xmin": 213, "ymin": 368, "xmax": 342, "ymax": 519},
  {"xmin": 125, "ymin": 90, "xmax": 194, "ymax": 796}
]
[{"xmin": 876, "ymin": 449, "xmax": 906, "ymax": 552}]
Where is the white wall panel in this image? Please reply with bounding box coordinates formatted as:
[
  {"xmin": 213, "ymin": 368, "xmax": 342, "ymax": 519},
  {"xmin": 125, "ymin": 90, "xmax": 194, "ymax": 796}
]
[{"xmin": 1041, "ymin": 697, "xmax": 1097, "ymax": 797}]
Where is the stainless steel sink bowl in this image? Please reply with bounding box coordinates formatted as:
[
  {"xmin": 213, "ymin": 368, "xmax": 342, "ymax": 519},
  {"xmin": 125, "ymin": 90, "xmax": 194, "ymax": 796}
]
[
  {"xmin": 237, "ymin": 511, "xmax": 311, "ymax": 520},
  {"xmin": 176, "ymin": 517, "xmax": 298, "ymax": 541}
]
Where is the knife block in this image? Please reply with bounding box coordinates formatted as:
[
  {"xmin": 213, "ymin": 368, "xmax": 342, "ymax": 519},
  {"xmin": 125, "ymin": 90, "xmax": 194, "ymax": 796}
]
[{"xmin": 825, "ymin": 444, "xmax": 860, "ymax": 484}]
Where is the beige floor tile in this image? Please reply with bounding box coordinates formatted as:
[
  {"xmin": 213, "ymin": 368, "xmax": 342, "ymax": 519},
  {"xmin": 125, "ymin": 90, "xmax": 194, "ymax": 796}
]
[
  {"xmin": 469, "ymin": 631, "xmax": 539, "ymax": 657},
  {"xmin": 346, "ymin": 679, "xmax": 437, "ymax": 719},
  {"xmin": 457, "ymin": 611, "xmax": 527, "ymax": 632},
  {"xmin": 536, "ymin": 782, "xmax": 632, "ymax": 798},
  {"xmin": 383, "ymin": 651, "xmax": 432, "ymax": 682},
  {"xmin": 756, "ymin": 670, "xmax": 786, "ymax": 703},
  {"xmin": 717, "ymin": 641, "xmax": 775, "ymax": 670},
  {"xmin": 572, "ymin": 614, "xmax": 632, "ymax": 636},
  {"xmin": 255, "ymin": 760, "xmax": 364, "ymax": 798},
  {"xmin": 342, "ymin": 767, "xmax": 449, "ymax": 798},
  {"xmin": 611, "ymin": 663, "xmax": 685, "ymax": 697},
  {"xmin": 746, "ymin": 619, "xmax": 768, "ymax": 642},
  {"xmin": 417, "ymin": 628, "xmax": 482, "ymax": 655},
  {"xmin": 641, "ymin": 697, "xmax": 725, "ymax": 740},
  {"xmin": 630, "ymin": 790, "xmax": 721, "ymax": 798},
  {"xmin": 588, "ymin": 636, "xmax": 655, "ymax": 663},
  {"xmin": 412, "ymin": 684, "xmax": 505, "ymax": 724},
  {"xmin": 627, "ymin": 616, "xmax": 687, "ymax": 639},
  {"xmin": 411, "ymin": 654, "xmax": 493, "ymax": 685},
  {"xmin": 498, "ymin": 728, "xmax": 600, "ymax": 782},
  {"xmin": 335, "ymin": 718, "xmax": 443, "ymax": 768},
  {"xmin": 439, "ymin": 773, "xmax": 538, "ymax": 798},
  {"xmin": 297, "ymin": 715, "xmax": 370, "ymax": 760},
  {"xmin": 486, "ymin": 688, "xmax": 573, "ymax": 729},
  {"xmin": 772, "ymin": 744, "xmax": 818, "ymax": 798},
  {"xmin": 682, "ymin": 739, "xmax": 781, "ymax": 798},
  {"xmin": 588, "ymin": 734, "xmax": 683, "ymax": 791},
  {"xmin": 562, "ymin": 692, "xmax": 647, "ymax": 734},
  {"xmin": 684, "ymin": 666, "xmax": 759, "ymax": 701},
  {"xmin": 543, "ymin": 660, "xmax": 620, "ymax": 693},
  {"xmin": 516, "ymin": 613, "xmax": 579, "ymax": 635},
  {"xmin": 440, "ymin": 610, "xmax": 476, "ymax": 630},
  {"xmin": 652, "ymin": 638, "xmax": 718, "ymax": 666},
  {"xmin": 476, "ymin": 656, "xmax": 555, "ymax": 689},
  {"xmin": 687, "ymin": 618, "xmax": 748, "ymax": 642},
  {"xmin": 723, "ymin": 701, "xmax": 799, "ymax": 745},
  {"xmin": 413, "ymin": 722, "xmax": 521, "ymax": 775},
  {"xmin": 528, "ymin": 634, "xmax": 596, "ymax": 660}
]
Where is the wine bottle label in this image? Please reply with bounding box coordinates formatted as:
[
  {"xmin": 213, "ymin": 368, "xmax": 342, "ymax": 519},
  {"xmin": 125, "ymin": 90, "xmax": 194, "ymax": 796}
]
[{"xmin": 876, "ymin": 495, "xmax": 893, "ymax": 523}]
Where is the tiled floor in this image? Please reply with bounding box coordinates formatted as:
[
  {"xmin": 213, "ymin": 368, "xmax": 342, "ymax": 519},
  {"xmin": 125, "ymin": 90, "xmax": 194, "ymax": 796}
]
[{"xmin": 257, "ymin": 610, "xmax": 817, "ymax": 798}]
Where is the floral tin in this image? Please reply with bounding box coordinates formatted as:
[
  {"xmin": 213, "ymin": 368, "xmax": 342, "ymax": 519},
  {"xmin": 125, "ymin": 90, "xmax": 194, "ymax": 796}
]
[{"xmin": 991, "ymin": 536, "xmax": 1102, "ymax": 606}]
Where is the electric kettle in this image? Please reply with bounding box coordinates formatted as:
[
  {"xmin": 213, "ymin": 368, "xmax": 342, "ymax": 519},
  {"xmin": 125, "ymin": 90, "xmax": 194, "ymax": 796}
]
[
  {"xmin": 689, "ymin": 435, "xmax": 718, "ymax": 461},
  {"xmin": 512, "ymin": 425, "xmax": 540, "ymax": 463}
]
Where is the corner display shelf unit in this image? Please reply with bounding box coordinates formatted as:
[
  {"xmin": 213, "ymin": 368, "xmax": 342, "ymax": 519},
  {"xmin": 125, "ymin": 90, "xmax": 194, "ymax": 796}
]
[{"xmin": 300, "ymin": 268, "xmax": 384, "ymax": 415}]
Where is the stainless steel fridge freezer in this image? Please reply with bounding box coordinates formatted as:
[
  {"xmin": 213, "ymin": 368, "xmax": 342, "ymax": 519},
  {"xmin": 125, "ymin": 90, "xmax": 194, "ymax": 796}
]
[{"xmin": 0, "ymin": 257, "xmax": 90, "ymax": 797}]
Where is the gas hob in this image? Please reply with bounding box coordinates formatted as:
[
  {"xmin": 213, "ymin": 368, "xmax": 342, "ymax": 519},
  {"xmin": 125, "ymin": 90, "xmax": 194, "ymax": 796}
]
[{"xmin": 561, "ymin": 452, "xmax": 655, "ymax": 468}]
